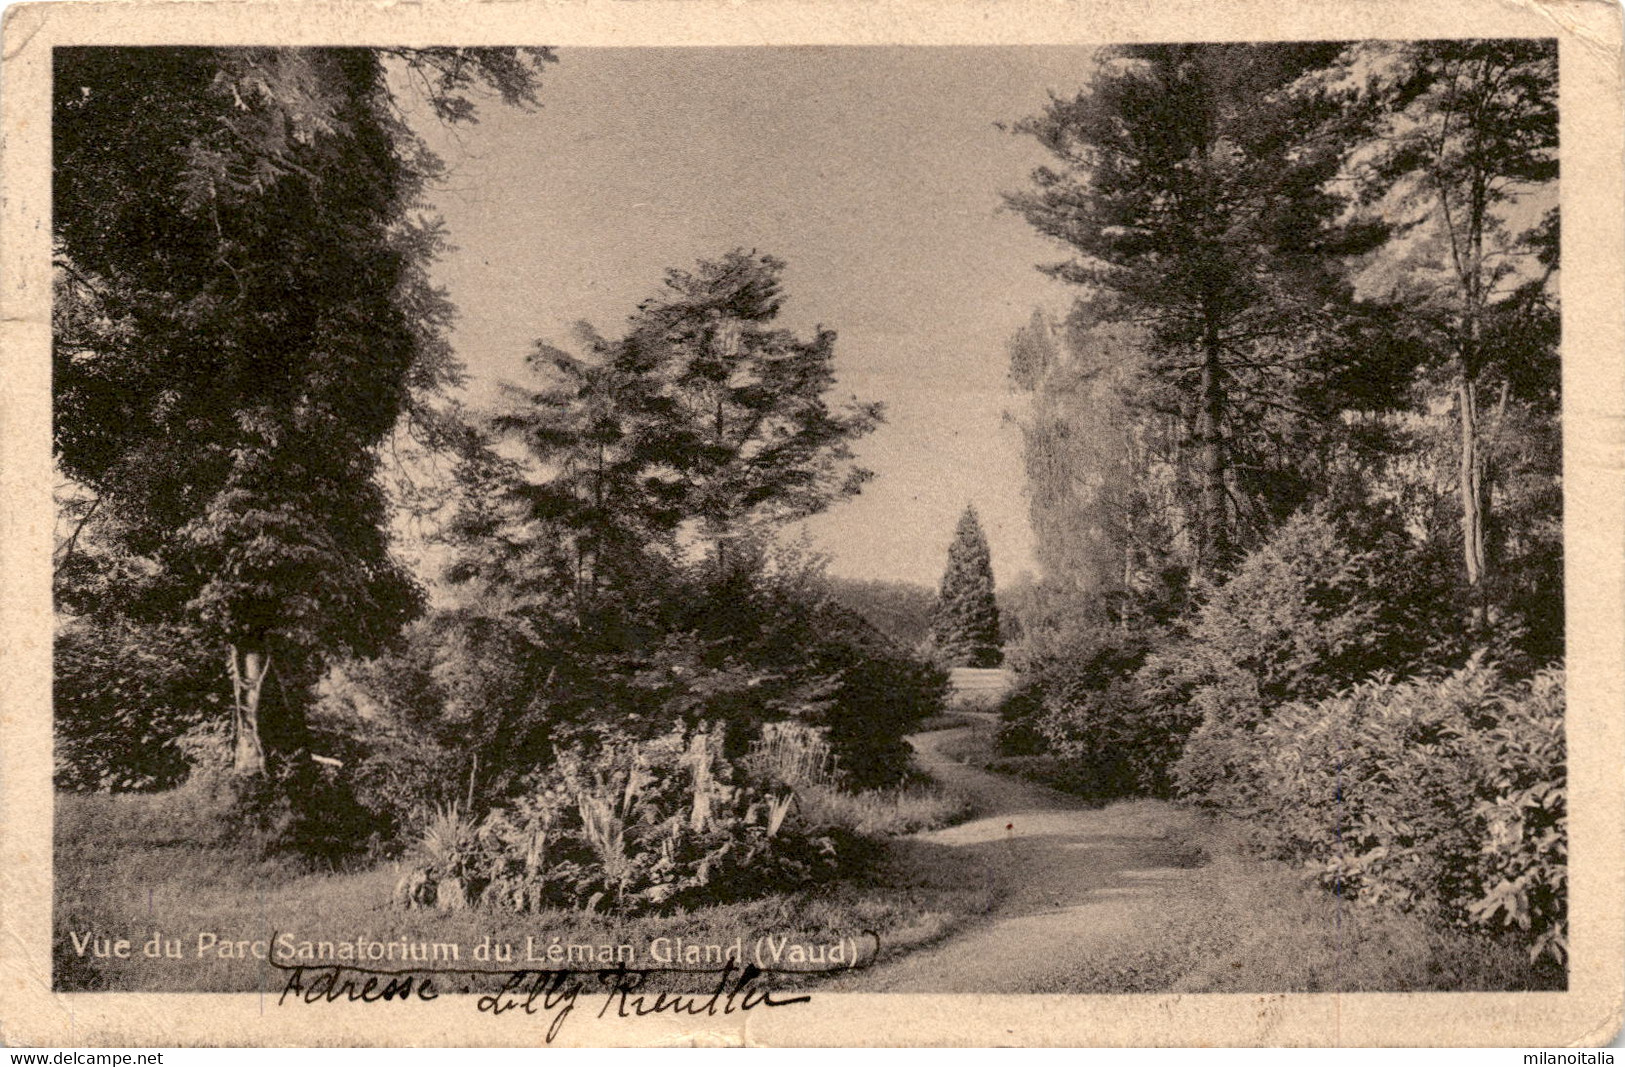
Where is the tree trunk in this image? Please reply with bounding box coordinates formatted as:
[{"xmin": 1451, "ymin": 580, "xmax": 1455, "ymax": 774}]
[
  {"xmin": 1452, "ymin": 155, "xmax": 1493, "ymax": 631},
  {"xmin": 228, "ymin": 642, "xmax": 271, "ymax": 776},
  {"xmin": 1120, "ymin": 550, "xmax": 1134, "ymax": 632},
  {"xmin": 1457, "ymin": 371, "xmax": 1489, "ymax": 629},
  {"xmin": 1197, "ymin": 326, "xmax": 1229, "ymax": 577}
]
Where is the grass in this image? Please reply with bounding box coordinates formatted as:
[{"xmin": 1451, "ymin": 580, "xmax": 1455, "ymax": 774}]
[
  {"xmin": 797, "ymin": 781, "xmax": 973, "ymax": 836},
  {"xmin": 930, "ymin": 715, "xmax": 1000, "ymax": 767},
  {"xmin": 1026, "ymin": 810, "xmax": 1562, "ymax": 993},
  {"xmin": 53, "ymin": 785, "xmax": 997, "ymax": 993}
]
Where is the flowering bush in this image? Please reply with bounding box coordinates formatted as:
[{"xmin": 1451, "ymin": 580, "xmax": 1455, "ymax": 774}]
[
  {"xmin": 1240, "ymin": 660, "xmax": 1565, "ymax": 964},
  {"xmin": 395, "ymin": 725, "xmax": 847, "ymax": 914}
]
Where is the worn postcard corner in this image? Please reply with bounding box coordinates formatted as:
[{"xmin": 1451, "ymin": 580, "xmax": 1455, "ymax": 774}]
[{"xmin": 3, "ymin": 0, "xmax": 1623, "ymax": 1050}]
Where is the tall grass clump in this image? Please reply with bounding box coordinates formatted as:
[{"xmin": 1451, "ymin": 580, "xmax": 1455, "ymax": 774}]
[
  {"xmin": 744, "ymin": 721, "xmax": 842, "ymax": 788},
  {"xmin": 796, "ymin": 782, "xmax": 971, "ymax": 836},
  {"xmin": 744, "ymin": 720, "xmax": 969, "ymax": 835}
]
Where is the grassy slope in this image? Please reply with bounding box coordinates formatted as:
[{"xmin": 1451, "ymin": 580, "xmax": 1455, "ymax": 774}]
[{"xmin": 53, "ymin": 789, "xmax": 995, "ymax": 993}]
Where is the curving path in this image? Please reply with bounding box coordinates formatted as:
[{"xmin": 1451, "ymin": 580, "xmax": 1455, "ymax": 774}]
[{"xmin": 833, "ymin": 674, "xmax": 1214, "ymax": 993}]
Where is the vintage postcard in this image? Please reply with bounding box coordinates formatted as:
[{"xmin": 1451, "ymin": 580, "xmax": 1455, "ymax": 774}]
[{"xmin": 2, "ymin": 0, "xmax": 1622, "ymax": 1049}]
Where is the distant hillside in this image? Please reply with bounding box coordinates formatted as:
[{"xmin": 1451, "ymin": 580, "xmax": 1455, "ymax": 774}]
[{"xmin": 828, "ymin": 578, "xmax": 938, "ymax": 651}]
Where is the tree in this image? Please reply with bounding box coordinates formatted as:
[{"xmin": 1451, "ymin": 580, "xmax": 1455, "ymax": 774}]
[
  {"xmin": 1007, "ymin": 308, "xmax": 1192, "ymax": 630},
  {"xmin": 1007, "ymin": 44, "xmax": 1386, "ymax": 577},
  {"xmin": 628, "ymin": 251, "xmax": 885, "ymax": 565},
  {"xmin": 471, "ymin": 321, "xmax": 681, "ymax": 619},
  {"xmin": 931, "ymin": 506, "xmax": 1003, "ymax": 667},
  {"xmin": 428, "ymin": 252, "xmax": 888, "ymax": 788},
  {"xmin": 482, "ymin": 250, "xmax": 884, "ymax": 589},
  {"xmin": 52, "ymin": 47, "xmax": 555, "ymax": 776},
  {"xmin": 1338, "ymin": 40, "xmax": 1559, "ymax": 630}
]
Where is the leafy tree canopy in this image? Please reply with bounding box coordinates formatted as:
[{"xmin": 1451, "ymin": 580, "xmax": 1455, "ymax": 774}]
[{"xmin": 53, "ymin": 46, "xmax": 555, "ymax": 773}]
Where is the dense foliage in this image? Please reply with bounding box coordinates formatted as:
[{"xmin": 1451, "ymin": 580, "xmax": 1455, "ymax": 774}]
[
  {"xmin": 1243, "ymin": 662, "xmax": 1566, "ymax": 966},
  {"xmin": 292, "ymin": 253, "xmax": 930, "ymax": 848},
  {"xmin": 1007, "ymin": 44, "xmax": 1391, "ymax": 575},
  {"xmin": 1161, "ymin": 509, "xmax": 1448, "ymax": 806},
  {"xmin": 54, "ymin": 617, "xmax": 223, "ymax": 792},
  {"xmin": 54, "ymin": 47, "xmax": 554, "ymax": 777},
  {"xmin": 993, "ymin": 630, "xmax": 1175, "ymax": 796},
  {"xmin": 1000, "ymin": 40, "xmax": 1563, "ymax": 964},
  {"xmin": 314, "ymin": 541, "xmax": 948, "ymax": 840}
]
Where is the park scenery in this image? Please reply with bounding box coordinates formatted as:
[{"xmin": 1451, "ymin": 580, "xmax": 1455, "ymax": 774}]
[{"xmin": 53, "ymin": 42, "xmax": 1563, "ymax": 994}]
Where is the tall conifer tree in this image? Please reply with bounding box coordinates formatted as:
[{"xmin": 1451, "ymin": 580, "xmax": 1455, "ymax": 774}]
[
  {"xmin": 1007, "ymin": 44, "xmax": 1384, "ymax": 577},
  {"xmin": 931, "ymin": 506, "xmax": 1002, "ymax": 668}
]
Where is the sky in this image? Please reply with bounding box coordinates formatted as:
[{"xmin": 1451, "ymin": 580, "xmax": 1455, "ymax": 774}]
[{"xmin": 414, "ymin": 47, "xmax": 1097, "ymax": 588}]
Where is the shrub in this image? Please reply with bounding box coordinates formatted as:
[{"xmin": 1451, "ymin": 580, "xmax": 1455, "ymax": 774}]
[
  {"xmin": 993, "ymin": 676, "xmax": 1047, "ymax": 756},
  {"xmin": 816, "ymin": 642, "xmax": 948, "ymax": 787},
  {"xmin": 745, "ymin": 721, "xmax": 971, "ymax": 834},
  {"xmin": 994, "ymin": 628, "xmax": 1185, "ymax": 797},
  {"xmin": 54, "ymin": 616, "xmax": 226, "ymax": 792},
  {"xmin": 308, "ymin": 611, "xmax": 559, "ymax": 833},
  {"xmin": 1032, "ymin": 676, "xmax": 1193, "ymax": 797},
  {"xmin": 1166, "ymin": 508, "xmax": 1432, "ymax": 806},
  {"xmin": 165, "ymin": 731, "xmax": 383, "ymax": 861},
  {"xmin": 313, "ymin": 535, "xmax": 950, "ymax": 849},
  {"xmin": 1241, "ymin": 659, "xmax": 1565, "ymax": 964},
  {"xmin": 396, "ymin": 724, "xmax": 849, "ymax": 915}
]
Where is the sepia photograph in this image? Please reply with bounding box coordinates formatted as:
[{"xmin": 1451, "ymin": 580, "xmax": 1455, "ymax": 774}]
[{"xmin": 4, "ymin": 1, "xmax": 1622, "ymax": 1049}]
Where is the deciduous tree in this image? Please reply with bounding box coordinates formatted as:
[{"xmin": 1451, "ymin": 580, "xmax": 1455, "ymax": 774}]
[
  {"xmin": 481, "ymin": 250, "xmax": 884, "ymax": 593},
  {"xmin": 53, "ymin": 46, "xmax": 554, "ymax": 775},
  {"xmin": 1337, "ymin": 39, "xmax": 1559, "ymax": 629}
]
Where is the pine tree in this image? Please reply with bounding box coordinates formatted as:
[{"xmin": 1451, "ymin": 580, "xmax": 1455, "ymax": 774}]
[
  {"xmin": 1006, "ymin": 44, "xmax": 1386, "ymax": 577},
  {"xmin": 931, "ymin": 506, "xmax": 1003, "ymax": 668}
]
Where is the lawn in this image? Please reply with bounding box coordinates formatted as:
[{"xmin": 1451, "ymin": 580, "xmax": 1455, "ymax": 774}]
[
  {"xmin": 53, "ymin": 789, "xmax": 996, "ymax": 993},
  {"xmin": 1027, "ymin": 813, "xmax": 1563, "ymax": 994}
]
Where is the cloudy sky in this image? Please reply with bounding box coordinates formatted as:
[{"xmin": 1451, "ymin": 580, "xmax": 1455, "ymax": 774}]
[{"xmin": 416, "ymin": 46, "xmax": 1098, "ymax": 587}]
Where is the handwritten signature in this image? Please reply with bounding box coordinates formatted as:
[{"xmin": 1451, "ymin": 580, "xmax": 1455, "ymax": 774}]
[{"xmin": 271, "ymin": 931, "xmax": 880, "ymax": 1043}]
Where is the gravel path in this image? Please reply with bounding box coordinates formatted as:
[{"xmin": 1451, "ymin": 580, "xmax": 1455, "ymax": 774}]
[{"xmin": 835, "ymin": 705, "xmax": 1212, "ymax": 993}]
